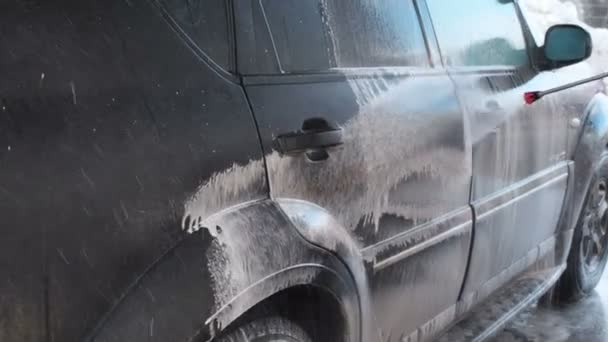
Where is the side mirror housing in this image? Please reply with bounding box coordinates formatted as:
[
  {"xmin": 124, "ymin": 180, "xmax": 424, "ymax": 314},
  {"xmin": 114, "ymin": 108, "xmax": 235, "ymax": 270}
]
[{"xmin": 540, "ymin": 24, "xmax": 592, "ymax": 70}]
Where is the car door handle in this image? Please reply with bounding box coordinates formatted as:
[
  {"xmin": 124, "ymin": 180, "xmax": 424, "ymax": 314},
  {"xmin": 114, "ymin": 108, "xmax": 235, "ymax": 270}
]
[{"xmin": 276, "ymin": 128, "xmax": 343, "ymax": 155}]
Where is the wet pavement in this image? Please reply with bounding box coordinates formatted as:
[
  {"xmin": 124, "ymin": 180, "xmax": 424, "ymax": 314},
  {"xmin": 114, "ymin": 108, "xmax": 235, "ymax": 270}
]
[{"xmin": 493, "ymin": 271, "xmax": 608, "ymax": 341}]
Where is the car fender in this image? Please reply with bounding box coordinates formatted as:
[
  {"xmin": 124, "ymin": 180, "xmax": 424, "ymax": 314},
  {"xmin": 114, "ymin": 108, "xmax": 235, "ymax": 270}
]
[
  {"xmin": 86, "ymin": 199, "xmax": 360, "ymax": 342},
  {"xmin": 568, "ymin": 93, "xmax": 608, "ymax": 235},
  {"xmin": 276, "ymin": 199, "xmax": 378, "ymax": 342}
]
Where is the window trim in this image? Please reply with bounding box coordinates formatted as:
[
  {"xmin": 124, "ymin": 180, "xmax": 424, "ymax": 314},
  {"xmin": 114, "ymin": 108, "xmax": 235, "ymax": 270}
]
[
  {"xmin": 242, "ymin": 66, "xmax": 448, "ymax": 86},
  {"xmin": 258, "ymin": 0, "xmax": 286, "ymax": 73},
  {"xmin": 513, "ymin": 0, "xmax": 546, "ymax": 73},
  {"xmin": 154, "ymin": 0, "xmax": 239, "ymax": 83},
  {"xmin": 413, "ymin": 0, "xmax": 441, "ymax": 68}
]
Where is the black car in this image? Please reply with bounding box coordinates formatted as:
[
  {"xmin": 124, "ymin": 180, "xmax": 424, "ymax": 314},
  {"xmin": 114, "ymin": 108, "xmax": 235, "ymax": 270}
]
[{"xmin": 2, "ymin": 0, "xmax": 608, "ymax": 341}]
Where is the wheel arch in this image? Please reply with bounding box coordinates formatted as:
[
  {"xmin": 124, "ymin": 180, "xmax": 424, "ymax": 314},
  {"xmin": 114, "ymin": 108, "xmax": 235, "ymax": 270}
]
[
  {"xmin": 571, "ymin": 93, "xmax": 608, "ymax": 229},
  {"xmin": 556, "ymin": 92, "xmax": 608, "ymax": 265},
  {"xmin": 209, "ymin": 265, "xmax": 359, "ymax": 342},
  {"xmin": 85, "ymin": 200, "xmax": 362, "ymax": 342}
]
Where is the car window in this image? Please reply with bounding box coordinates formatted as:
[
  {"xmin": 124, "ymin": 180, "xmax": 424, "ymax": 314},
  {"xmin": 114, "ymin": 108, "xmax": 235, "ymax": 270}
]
[
  {"xmin": 261, "ymin": 0, "xmax": 430, "ymax": 72},
  {"xmin": 426, "ymin": 0, "xmax": 529, "ymax": 67},
  {"xmin": 260, "ymin": 0, "xmax": 332, "ymax": 72},
  {"xmin": 161, "ymin": 0, "xmax": 233, "ymax": 71}
]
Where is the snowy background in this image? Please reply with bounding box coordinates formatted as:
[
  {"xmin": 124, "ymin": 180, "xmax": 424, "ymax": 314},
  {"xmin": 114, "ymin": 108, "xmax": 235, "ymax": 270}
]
[{"xmin": 520, "ymin": 0, "xmax": 608, "ymax": 87}]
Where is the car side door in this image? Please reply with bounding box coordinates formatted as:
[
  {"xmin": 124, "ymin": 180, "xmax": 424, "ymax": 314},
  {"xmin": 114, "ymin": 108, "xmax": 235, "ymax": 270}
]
[
  {"xmin": 235, "ymin": 0, "xmax": 473, "ymax": 340},
  {"xmin": 424, "ymin": 0, "xmax": 572, "ymax": 299}
]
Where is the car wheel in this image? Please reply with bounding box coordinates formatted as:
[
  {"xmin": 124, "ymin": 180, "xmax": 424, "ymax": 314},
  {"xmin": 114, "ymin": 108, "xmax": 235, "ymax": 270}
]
[
  {"xmin": 555, "ymin": 165, "xmax": 608, "ymax": 302},
  {"xmin": 216, "ymin": 317, "xmax": 312, "ymax": 342}
]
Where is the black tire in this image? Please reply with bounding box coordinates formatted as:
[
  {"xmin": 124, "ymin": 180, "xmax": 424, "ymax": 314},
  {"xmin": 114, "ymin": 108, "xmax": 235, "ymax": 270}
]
[
  {"xmin": 554, "ymin": 156, "xmax": 608, "ymax": 302},
  {"xmin": 216, "ymin": 317, "xmax": 312, "ymax": 342}
]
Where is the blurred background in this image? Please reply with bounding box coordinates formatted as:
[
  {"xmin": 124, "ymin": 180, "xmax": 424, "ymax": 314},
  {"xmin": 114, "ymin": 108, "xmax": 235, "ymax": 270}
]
[{"xmin": 575, "ymin": 0, "xmax": 608, "ymax": 27}]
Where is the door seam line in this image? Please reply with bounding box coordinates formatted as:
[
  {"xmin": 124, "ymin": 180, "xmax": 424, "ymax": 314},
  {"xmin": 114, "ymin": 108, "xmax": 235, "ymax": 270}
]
[{"xmin": 458, "ymin": 203, "xmax": 477, "ymax": 301}]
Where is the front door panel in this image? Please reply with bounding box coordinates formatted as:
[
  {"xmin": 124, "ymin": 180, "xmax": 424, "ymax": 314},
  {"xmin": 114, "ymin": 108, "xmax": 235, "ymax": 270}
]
[
  {"xmin": 454, "ymin": 69, "xmax": 571, "ymax": 297},
  {"xmin": 425, "ymin": 0, "xmax": 573, "ymax": 298}
]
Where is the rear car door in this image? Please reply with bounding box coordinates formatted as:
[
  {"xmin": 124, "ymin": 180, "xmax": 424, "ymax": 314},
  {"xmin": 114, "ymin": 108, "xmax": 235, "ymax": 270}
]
[
  {"xmin": 235, "ymin": 0, "xmax": 473, "ymax": 339},
  {"xmin": 424, "ymin": 0, "xmax": 571, "ymax": 298},
  {"xmin": 1, "ymin": 1, "xmax": 267, "ymax": 341}
]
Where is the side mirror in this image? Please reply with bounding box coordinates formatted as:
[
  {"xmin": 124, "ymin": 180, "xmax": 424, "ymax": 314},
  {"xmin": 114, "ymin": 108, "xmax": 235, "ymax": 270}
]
[{"xmin": 542, "ymin": 24, "xmax": 592, "ymax": 70}]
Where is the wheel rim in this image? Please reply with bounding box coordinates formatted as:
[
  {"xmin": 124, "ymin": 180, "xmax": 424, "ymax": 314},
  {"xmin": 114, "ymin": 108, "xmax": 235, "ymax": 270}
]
[{"xmin": 581, "ymin": 178, "xmax": 608, "ymax": 273}]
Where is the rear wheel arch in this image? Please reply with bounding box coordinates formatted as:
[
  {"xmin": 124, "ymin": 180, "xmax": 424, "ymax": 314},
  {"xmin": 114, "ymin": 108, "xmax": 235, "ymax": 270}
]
[
  {"xmin": 207, "ymin": 263, "xmax": 361, "ymax": 342},
  {"xmin": 215, "ymin": 284, "xmax": 351, "ymax": 342},
  {"xmin": 87, "ymin": 201, "xmax": 362, "ymax": 342},
  {"xmin": 86, "ymin": 248, "xmax": 360, "ymax": 342},
  {"xmin": 550, "ymin": 150, "xmax": 608, "ymax": 303},
  {"xmin": 570, "ymin": 94, "xmax": 608, "ymax": 231}
]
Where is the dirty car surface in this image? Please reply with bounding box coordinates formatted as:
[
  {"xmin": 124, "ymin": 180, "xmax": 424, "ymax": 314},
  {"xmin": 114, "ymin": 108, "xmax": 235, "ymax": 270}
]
[{"xmin": 1, "ymin": 0, "xmax": 607, "ymax": 342}]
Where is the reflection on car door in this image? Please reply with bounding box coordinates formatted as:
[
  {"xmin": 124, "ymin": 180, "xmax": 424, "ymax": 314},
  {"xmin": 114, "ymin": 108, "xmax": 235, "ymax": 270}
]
[
  {"xmin": 235, "ymin": 0, "xmax": 473, "ymax": 339},
  {"xmin": 425, "ymin": 0, "xmax": 571, "ymax": 300}
]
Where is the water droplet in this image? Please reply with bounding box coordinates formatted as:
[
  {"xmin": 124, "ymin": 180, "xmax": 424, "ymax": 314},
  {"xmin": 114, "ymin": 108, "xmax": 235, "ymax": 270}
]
[{"xmin": 70, "ymin": 81, "xmax": 77, "ymax": 105}]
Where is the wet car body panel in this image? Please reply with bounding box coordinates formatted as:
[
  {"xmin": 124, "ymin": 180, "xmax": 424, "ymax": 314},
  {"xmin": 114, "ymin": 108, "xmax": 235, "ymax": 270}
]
[
  {"xmin": 2, "ymin": 1, "xmax": 608, "ymax": 342},
  {"xmin": 462, "ymin": 163, "xmax": 569, "ymax": 296},
  {"xmin": 0, "ymin": 0, "xmax": 268, "ymax": 341},
  {"xmin": 236, "ymin": 1, "xmax": 473, "ymax": 340},
  {"xmin": 421, "ymin": 0, "xmax": 601, "ymax": 304},
  {"xmin": 243, "ymin": 72, "xmax": 474, "ymax": 342},
  {"xmin": 88, "ymin": 199, "xmax": 361, "ymax": 342},
  {"xmin": 449, "ymin": 65, "xmax": 576, "ymax": 296}
]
